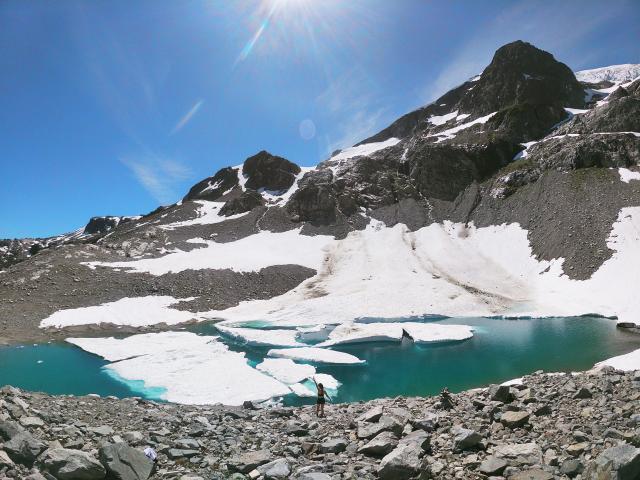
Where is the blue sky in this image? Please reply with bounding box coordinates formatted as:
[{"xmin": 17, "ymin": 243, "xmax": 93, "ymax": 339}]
[{"xmin": 1, "ymin": 0, "xmax": 639, "ymax": 238}]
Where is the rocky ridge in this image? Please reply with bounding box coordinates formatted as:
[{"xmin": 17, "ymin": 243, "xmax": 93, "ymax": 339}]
[{"xmin": 1, "ymin": 367, "xmax": 639, "ymax": 480}]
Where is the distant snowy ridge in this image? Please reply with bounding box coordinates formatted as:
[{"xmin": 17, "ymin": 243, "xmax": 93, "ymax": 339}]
[{"xmin": 575, "ymin": 64, "xmax": 640, "ymax": 84}]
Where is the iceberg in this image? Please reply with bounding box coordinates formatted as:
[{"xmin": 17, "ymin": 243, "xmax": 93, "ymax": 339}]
[{"xmin": 267, "ymin": 347, "xmax": 365, "ymax": 365}]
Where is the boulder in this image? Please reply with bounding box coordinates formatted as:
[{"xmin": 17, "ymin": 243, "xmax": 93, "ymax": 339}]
[
  {"xmin": 257, "ymin": 458, "xmax": 291, "ymax": 479},
  {"xmin": 501, "ymin": 410, "xmax": 530, "ymax": 428},
  {"xmin": 493, "ymin": 442, "xmax": 542, "ymax": 466},
  {"xmin": 398, "ymin": 429, "xmax": 430, "ymax": 451},
  {"xmin": 411, "ymin": 412, "xmax": 439, "ymax": 432},
  {"xmin": 98, "ymin": 443, "xmax": 154, "ymax": 480},
  {"xmin": 319, "ymin": 438, "xmax": 347, "ymax": 454},
  {"xmin": 584, "ymin": 444, "xmax": 640, "ymax": 480},
  {"xmin": 0, "ymin": 450, "xmax": 14, "ymax": 467},
  {"xmin": 4, "ymin": 431, "xmax": 47, "ymax": 466},
  {"xmin": 560, "ymin": 458, "xmax": 584, "ymax": 477},
  {"xmin": 478, "ymin": 455, "xmax": 508, "ymax": 475},
  {"xmin": 357, "ymin": 431, "xmax": 399, "ymax": 457},
  {"xmin": 509, "ymin": 469, "xmax": 553, "ymax": 480},
  {"xmin": 227, "ymin": 449, "xmax": 272, "ymax": 474},
  {"xmin": 357, "ymin": 406, "xmax": 383, "ymax": 423},
  {"xmin": 0, "ymin": 420, "xmax": 24, "ymax": 440},
  {"xmin": 452, "ymin": 426, "xmax": 482, "ymax": 451},
  {"xmin": 39, "ymin": 448, "xmax": 106, "ymax": 480},
  {"xmin": 377, "ymin": 443, "xmax": 422, "ymax": 480},
  {"xmin": 489, "ymin": 384, "xmax": 515, "ymax": 403},
  {"xmin": 357, "ymin": 415, "xmax": 403, "ymax": 440}
]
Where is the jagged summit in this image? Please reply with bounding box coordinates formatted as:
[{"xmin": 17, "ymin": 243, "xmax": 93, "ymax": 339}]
[{"xmin": 363, "ymin": 40, "xmax": 583, "ymax": 145}]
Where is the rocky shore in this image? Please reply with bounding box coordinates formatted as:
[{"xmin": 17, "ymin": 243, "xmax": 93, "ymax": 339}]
[{"xmin": 1, "ymin": 366, "xmax": 639, "ymax": 480}]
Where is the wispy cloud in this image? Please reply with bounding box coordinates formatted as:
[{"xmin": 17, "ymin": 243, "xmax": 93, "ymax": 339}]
[
  {"xmin": 420, "ymin": 0, "xmax": 624, "ymax": 104},
  {"xmin": 317, "ymin": 66, "xmax": 390, "ymax": 156},
  {"xmin": 170, "ymin": 99, "xmax": 204, "ymax": 135},
  {"xmin": 121, "ymin": 155, "xmax": 192, "ymax": 204}
]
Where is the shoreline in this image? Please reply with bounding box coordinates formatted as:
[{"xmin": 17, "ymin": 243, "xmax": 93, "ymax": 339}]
[{"xmin": 0, "ymin": 366, "xmax": 638, "ymax": 479}]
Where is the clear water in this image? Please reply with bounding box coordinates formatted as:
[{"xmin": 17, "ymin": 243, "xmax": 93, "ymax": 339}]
[{"xmin": 0, "ymin": 317, "xmax": 638, "ymax": 405}]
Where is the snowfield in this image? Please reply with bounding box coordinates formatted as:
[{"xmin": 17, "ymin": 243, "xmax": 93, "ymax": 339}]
[
  {"xmin": 40, "ymin": 296, "xmax": 195, "ymax": 328},
  {"xmin": 84, "ymin": 229, "xmax": 333, "ymax": 275},
  {"xmin": 204, "ymin": 208, "xmax": 640, "ymax": 328},
  {"xmin": 575, "ymin": 64, "xmax": 640, "ymax": 84}
]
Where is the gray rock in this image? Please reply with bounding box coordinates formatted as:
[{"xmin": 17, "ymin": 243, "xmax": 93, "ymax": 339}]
[
  {"xmin": 493, "ymin": 442, "xmax": 542, "ymax": 466},
  {"xmin": 19, "ymin": 417, "xmax": 44, "ymax": 428},
  {"xmin": 357, "ymin": 415, "xmax": 403, "ymax": 439},
  {"xmin": 0, "ymin": 450, "xmax": 14, "ymax": 467},
  {"xmin": 398, "ymin": 429, "xmax": 430, "ymax": 450},
  {"xmin": 296, "ymin": 474, "xmax": 331, "ymax": 480},
  {"xmin": 500, "ymin": 410, "xmax": 530, "ymax": 428},
  {"xmin": 560, "ymin": 457, "xmax": 584, "ymax": 477},
  {"xmin": 573, "ymin": 386, "xmax": 593, "ymax": 399},
  {"xmin": 0, "ymin": 420, "xmax": 24, "ymax": 441},
  {"xmin": 489, "ymin": 384, "xmax": 514, "ymax": 403},
  {"xmin": 39, "ymin": 448, "xmax": 106, "ymax": 480},
  {"xmin": 452, "ymin": 426, "xmax": 482, "ymax": 451},
  {"xmin": 319, "ymin": 438, "xmax": 347, "ymax": 454},
  {"xmin": 174, "ymin": 438, "xmax": 200, "ymax": 450},
  {"xmin": 357, "ymin": 406, "xmax": 383, "ymax": 423},
  {"xmin": 257, "ymin": 458, "xmax": 291, "ymax": 479},
  {"xmin": 87, "ymin": 425, "xmax": 114, "ymax": 436},
  {"xmin": 167, "ymin": 448, "xmax": 199, "ymax": 459},
  {"xmin": 4, "ymin": 431, "xmax": 47, "ymax": 466},
  {"xmin": 509, "ymin": 469, "xmax": 553, "ymax": 480},
  {"xmin": 478, "ymin": 455, "xmax": 508, "ymax": 475},
  {"xmin": 227, "ymin": 449, "xmax": 272, "ymax": 474},
  {"xmin": 585, "ymin": 444, "xmax": 640, "ymax": 480},
  {"xmin": 357, "ymin": 431, "xmax": 399, "ymax": 457},
  {"xmin": 377, "ymin": 443, "xmax": 422, "ymax": 480},
  {"xmin": 411, "ymin": 412, "xmax": 439, "ymax": 432},
  {"xmin": 98, "ymin": 443, "xmax": 154, "ymax": 480}
]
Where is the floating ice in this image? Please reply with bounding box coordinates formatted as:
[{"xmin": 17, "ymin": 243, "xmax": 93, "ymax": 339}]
[
  {"xmin": 67, "ymin": 332, "xmax": 291, "ymax": 405},
  {"xmin": 256, "ymin": 358, "xmax": 315, "ymax": 384},
  {"xmin": 216, "ymin": 325, "xmax": 304, "ymax": 347},
  {"xmin": 318, "ymin": 322, "xmax": 473, "ymax": 346},
  {"xmin": 267, "ymin": 347, "xmax": 365, "ymax": 365}
]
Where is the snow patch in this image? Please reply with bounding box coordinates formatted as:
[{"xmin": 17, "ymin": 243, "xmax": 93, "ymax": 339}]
[
  {"xmin": 40, "ymin": 296, "xmax": 194, "ymax": 329},
  {"xmin": 594, "ymin": 348, "xmax": 640, "ymax": 372},
  {"xmin": 330, "ymin": 138, "xmax": 401, "ymax": 161},
  {"xmin": 618, "ymin": 168, "xmax": 640, "ymax": 183},
  {"xmin": 428, "ymin": 111, "xmax": 458, "ymax": 126},
  {"xmin": 160, "ymin": 201, "xmax": 250, "ymax": 230},
  {"xmin": 430, "ymin": 112, "xmax": 497, "ymax": 142},
  {"xmin": 84, "ymin": 229, "xmax": 333, "ymax": 276}
]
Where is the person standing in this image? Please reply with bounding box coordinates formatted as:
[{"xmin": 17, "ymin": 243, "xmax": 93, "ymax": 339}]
[{"xmin": 312, "ymin": 377, "xmax": 331, "ymax": 417}]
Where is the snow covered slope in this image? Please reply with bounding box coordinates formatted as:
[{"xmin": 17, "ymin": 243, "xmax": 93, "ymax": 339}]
[{"xmin": 575, "ymin": 64, "xmax": 640, "ymax": 84}]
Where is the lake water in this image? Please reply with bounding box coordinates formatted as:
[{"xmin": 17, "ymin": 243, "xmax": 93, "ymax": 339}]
[{"xmin": 0, "ymin": 316, "xmax": 638, "ymax": 405}]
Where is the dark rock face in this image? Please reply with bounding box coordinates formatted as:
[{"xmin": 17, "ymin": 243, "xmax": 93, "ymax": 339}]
[
  {"xmin": 458, "ymin": 41, "xmax": 585, "ymax": 114},
  {"xmin": 183, "ymin": 166, "xmax": 239, "ymax": 202},
  {"xmin": 84, "ymin": 216, "xmax": 124, "ymax": 235},
  {"xmin": 219, "ymin": 190, "xmax": 265, "ymax": 217},
  {"xmin": 243, "ymin": 151, "xmax": 301, "ymax": 193},
  {"xmin": 484, "ymin": 103, "xmax": 568, "ymax": 143}
]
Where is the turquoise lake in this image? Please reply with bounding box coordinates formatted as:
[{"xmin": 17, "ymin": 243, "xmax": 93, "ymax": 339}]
[{"xmin": 0, "ymin": 316, "xmax": 638, "ymax": 405}]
